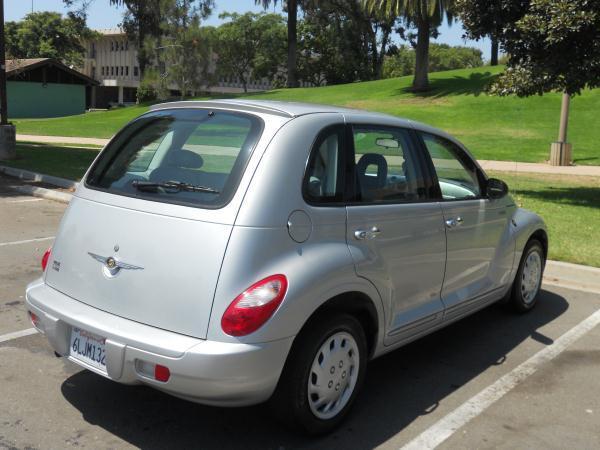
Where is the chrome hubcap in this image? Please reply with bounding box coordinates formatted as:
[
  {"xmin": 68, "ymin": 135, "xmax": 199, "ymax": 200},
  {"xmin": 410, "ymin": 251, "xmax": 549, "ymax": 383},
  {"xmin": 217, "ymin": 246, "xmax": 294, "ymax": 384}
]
[
  {"xmin": 521, "ymin": 250, "xmax": 542, "ymax": 304},
  {"xmin": 308, "ymin": 331, "xmax": 359, "ymax": 420}
]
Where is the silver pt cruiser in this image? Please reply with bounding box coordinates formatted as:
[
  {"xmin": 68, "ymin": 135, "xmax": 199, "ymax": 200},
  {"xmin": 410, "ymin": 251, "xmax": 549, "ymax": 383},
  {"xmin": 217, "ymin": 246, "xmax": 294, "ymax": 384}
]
[{"xmin": 26, "ymin": 100, "xmax": 547, "ymax": 434}]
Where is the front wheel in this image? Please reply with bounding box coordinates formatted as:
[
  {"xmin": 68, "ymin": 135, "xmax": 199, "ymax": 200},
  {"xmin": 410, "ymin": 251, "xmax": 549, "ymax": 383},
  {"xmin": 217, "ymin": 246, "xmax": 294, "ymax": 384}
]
[
  {"xmin": 509, "ymin": 239, "xmax": 545, "ymax": 312},
  {"xmin": 270, "ymin": 314, "xmax": 367, "ymax": 435}
]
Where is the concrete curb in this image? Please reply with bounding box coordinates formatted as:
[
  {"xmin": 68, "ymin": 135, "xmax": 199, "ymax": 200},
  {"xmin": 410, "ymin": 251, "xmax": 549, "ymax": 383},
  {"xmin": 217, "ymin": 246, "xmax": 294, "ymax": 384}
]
[
  {"xmin": 544, "ymin": 260, "xmax": 600, "ymax": 295},
  {"xmin": 0, "ymin": 165, "xmax": 78, "ymax": 189},
  {"xmin": 9, "ymin": 184, "xmax": 72, "ymax": 204}
]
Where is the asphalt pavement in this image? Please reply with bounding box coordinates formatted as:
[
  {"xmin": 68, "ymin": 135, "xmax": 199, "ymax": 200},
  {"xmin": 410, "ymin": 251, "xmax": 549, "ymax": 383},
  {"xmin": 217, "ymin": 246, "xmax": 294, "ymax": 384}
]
[{"xmin": 1, "ymin": 174, "xmax": 599, "ymax": 450}]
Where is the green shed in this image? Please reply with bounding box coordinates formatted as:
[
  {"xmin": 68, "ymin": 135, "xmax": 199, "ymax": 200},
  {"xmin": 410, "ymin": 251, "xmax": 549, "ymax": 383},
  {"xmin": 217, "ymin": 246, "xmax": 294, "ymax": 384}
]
[{"xmin": 6, "ymin": 58, "xmax": 98, "ymax": 118}]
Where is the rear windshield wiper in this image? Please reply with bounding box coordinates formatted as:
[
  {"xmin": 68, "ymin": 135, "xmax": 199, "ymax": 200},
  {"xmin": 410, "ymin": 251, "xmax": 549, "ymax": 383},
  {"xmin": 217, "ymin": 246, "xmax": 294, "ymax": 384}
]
[{"xmin": 132, "ymin": 180, "xmax": 220, "ymax": 194}]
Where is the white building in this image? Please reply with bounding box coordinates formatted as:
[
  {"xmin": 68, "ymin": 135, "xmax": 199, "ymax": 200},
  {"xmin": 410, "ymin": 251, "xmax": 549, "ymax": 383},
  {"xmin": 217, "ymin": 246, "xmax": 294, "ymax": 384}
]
[
  {"xmin": 82, "ymin": 28, "xmax": 310, "ymax": 107},
  {"xmin": 82, "ymin": 28, "xmax": 140, "ymax": 108}
]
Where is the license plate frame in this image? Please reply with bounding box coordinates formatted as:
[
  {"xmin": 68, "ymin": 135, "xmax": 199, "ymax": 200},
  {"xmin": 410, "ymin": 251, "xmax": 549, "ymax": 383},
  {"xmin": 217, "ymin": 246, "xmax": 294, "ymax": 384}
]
[{"xmin": 69, "ymin": 327, "xmax": 107, "ymax": 372}]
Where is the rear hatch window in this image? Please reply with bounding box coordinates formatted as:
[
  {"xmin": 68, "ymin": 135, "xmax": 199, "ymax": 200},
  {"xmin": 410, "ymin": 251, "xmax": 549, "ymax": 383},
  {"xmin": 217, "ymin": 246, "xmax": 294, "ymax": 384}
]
[{"xmin": 86, "ymin": 108, "xmax": 263, "ymax": 208}]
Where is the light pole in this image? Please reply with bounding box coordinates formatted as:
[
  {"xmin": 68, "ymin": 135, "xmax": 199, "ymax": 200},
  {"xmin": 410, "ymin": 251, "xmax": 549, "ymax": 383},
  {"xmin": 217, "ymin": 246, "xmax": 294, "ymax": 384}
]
[{"xmin": 0, "ymin": 0, "xmax": 16, "ymax": 161}]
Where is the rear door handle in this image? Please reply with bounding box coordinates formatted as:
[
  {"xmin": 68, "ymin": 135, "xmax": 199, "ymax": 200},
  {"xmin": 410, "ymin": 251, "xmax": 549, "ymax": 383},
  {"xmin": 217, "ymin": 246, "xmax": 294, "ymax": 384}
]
[
  {"xmin": 445, "ymin": 216, "xmax": 464, "ymax": 229},
  {"xmin": 354, "ymin": 226, "xmax": 381, "ymax": 240}
]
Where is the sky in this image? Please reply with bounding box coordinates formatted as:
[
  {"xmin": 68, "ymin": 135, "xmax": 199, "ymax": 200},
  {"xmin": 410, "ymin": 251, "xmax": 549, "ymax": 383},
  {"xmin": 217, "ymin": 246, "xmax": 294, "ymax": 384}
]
[{"xmin": 7, "ymin": 0, "xmax": 492, "ymax": 60}]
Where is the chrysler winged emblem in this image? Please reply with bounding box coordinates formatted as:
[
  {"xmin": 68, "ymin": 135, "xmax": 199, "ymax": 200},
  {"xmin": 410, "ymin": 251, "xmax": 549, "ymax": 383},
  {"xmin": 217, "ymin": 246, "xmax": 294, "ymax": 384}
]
[{"xmin": 88, "ymin": 252, "xmax": 143, "ymax": 278}]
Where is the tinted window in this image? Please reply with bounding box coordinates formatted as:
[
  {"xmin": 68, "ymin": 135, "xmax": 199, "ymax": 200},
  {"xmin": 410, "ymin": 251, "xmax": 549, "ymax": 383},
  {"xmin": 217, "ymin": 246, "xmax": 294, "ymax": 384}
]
[
  {"xmin": 422, "ymin": 133, "xmax": 481, "ymax": 200},
  {"xmin": 352, "ymin": 126, "xmax": 427, "ymax": 203},
  {"xmin": 303, "ymin": 126, "xmax": 345, "ymax": 204},
  {"xmin": 86, "ymin": 109, "xmax": 263, "ymax": 208}
]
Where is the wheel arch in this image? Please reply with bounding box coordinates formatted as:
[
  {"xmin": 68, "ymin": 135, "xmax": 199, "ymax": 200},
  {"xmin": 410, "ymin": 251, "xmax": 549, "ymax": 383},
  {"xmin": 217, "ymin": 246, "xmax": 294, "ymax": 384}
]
[{"xmin": 295, "ymin": 291, "xmax": 380, "ymax": 359}]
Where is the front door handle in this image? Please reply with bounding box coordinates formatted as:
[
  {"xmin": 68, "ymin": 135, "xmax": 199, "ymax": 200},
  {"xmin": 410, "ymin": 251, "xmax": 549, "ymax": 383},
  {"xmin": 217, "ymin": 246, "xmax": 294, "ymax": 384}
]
[
  {"xmin": 354, "ymin": 226, "xmax": 381, "ymax": 240},
  {"xmin": 445, "ymin": 216, "xmax": 464, "ymax": 229}
]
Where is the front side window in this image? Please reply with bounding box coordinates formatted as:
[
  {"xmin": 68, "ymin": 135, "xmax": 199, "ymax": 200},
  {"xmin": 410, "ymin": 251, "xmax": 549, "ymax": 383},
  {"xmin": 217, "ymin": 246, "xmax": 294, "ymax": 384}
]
[
  {"xmin": 86, "ymin": 109, "xmax": 263, "ymax": 208},
  {"xmin": 303, "ymin": 126, "xmax": 345, "ymax": 204},
  {"xmin": 421, "ymin": 133, "xmax": 481, "ymax": 200},
  {"xmin": 351, "ymin": 126, "xmax": 427, "ymax": 203}
]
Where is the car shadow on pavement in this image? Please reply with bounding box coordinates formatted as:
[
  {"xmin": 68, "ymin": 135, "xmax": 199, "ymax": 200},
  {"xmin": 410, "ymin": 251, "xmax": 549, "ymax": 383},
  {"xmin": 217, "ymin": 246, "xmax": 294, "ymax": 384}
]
[{"xmin": 61, "ymin": 290, "xmax": 568, "ymax": 450}]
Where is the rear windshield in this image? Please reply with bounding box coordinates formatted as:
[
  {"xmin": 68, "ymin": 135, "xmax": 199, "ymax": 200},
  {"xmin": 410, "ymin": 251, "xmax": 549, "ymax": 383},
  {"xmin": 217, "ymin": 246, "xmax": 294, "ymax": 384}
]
[{"xmin": 85, "ymin": 108, "xmax": 263, "ymax": 208}]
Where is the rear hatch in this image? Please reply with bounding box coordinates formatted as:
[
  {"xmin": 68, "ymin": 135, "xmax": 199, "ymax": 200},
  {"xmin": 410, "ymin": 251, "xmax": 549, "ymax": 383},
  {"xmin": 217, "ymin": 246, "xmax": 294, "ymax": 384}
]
[{"xmin": 45, "ymin": 107, "xmax": 265, "ymax": 339}]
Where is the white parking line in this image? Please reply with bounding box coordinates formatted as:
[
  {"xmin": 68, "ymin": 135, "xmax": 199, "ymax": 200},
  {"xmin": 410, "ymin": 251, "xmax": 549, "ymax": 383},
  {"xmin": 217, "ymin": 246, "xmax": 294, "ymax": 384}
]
[
  {"xmin": 2, "ymin": 198, "xmax": 44, "ymax": 204},
  {"xmin": 0, "ymin": 236, "xmax": 55, "ymax": 247},
  {"xmin": 0, "ymin": 328, "xmax": 38, "ymax": 344},
  {"xmin": 401, "ymin": 307, "xmax": 600, "ymax": 450}
]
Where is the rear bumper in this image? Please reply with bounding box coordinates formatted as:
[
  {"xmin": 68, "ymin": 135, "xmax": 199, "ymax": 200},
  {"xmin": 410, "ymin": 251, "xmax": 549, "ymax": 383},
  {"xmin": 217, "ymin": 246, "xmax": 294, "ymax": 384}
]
[{"xmin": 25, "ymin": 279, "xmax": 294, "ymax": 407}]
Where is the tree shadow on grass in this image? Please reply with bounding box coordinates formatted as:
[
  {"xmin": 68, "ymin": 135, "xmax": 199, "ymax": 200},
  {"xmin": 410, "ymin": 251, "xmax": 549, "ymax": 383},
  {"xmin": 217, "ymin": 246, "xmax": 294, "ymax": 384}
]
[
  {"xmin": 394, "ymin": 71, "xmax": 498, "ymax": 99},
  {"xmin": 515, "ymin": 186, "xmax": 600, "ymax": 209}
]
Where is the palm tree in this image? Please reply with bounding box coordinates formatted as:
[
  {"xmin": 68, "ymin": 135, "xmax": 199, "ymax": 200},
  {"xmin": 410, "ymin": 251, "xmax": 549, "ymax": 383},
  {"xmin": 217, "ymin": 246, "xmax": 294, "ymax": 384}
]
[
  {"xmin": 256, "ymin": 0, "xmax": 299, "ymax": 88},
  {"xmin": 364, "ymin": 0, "xmax": 454, "ymax": 91}
]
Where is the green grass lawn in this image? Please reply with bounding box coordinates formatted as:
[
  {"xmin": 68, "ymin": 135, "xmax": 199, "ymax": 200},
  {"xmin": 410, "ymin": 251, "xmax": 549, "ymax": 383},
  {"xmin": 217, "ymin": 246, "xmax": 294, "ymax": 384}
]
[
  {"xmin": 492, "ymin": 171, "xmax": 600, "ymax": 268},
  {"xmin": 2, "ymin": 142, "xmax": 598, "ymax": 267},
  {"xmin": 12, "ymin": 66, "xmax": 600, "ymax": 165}
]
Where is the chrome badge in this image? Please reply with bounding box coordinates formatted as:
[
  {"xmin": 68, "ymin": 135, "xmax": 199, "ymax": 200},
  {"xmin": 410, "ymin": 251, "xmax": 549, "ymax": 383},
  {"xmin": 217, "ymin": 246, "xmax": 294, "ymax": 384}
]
[{"xmin": 88, "ymin": 252, "xmax": 143, "ymax": 278}]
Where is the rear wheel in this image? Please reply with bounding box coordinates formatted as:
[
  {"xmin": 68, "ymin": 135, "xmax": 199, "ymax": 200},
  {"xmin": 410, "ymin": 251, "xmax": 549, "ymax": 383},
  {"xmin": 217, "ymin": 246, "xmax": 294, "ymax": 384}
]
[
  {"xmin": 509, "ymin": 239, "xmax": 545, "ymax": 312},
  {"xmin": 270, "ymin": 314, "xmax": 367, "ymax": 435}
]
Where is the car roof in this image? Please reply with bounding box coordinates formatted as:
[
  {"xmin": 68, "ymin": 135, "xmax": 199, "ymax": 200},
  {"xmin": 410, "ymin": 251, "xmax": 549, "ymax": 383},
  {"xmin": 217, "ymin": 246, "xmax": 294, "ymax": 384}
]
[
  {"xmin": 151, "ymin": 99, "xmax": 381, "ymax": 118},
  {"xmin": 149, "ymin": 99, "xmax": 454, "ymax": 143}
]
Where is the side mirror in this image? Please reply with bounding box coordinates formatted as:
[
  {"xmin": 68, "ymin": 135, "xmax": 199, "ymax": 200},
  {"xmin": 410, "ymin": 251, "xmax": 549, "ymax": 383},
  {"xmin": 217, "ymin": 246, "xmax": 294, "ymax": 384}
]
[{"xmin": 486, "ymin": 178, "xmax": 509, "ymax": 199}]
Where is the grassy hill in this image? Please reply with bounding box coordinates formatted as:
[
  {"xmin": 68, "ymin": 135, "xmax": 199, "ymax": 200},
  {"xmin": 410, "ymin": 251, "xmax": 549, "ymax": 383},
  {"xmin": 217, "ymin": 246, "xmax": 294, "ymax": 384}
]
[{"xmin": 13, "ymin": 66, "xmax": 600, "ymax": 165}]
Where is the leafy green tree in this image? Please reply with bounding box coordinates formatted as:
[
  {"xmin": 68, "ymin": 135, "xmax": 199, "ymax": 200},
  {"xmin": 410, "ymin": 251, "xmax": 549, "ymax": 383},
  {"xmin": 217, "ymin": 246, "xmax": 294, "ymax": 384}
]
[
  {"xmin": 256, "ymin": 0, "xmax": 300, "ymax": 88},
  {"xmin": 145, "ymin": 0, "xmax": 215, "ymax": 99},
  {"xmin": 5, "ymin": 11, "xmax": 94, "ymax": 67},
  {"xmin": 216, "ymin": 12, "xmax": 286, "ymax": 92},
  {"xmin": 455, "ymin": 0, "xmax": 520, "ymax": 66},
  {"xmin": 363, "ymin": 0, "xmax": 455, "ymax": 91},
  {"xmin": 63, "ymin": 0, "xmax": 213, "ymax": 75},
  {"xmin": 297, "ymin": 0, "xmax": 398, "ymax": 85},
  {"xmin": 489, "ymin": 1, "xmax": 600, "ymax": 96}
]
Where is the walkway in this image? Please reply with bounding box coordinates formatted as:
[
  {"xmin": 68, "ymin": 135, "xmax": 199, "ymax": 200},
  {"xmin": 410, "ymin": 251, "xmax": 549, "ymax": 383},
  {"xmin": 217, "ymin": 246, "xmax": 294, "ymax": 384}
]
[{"xmin": 16, "ymin": 134, "xmax": 600, "ymax": 177}]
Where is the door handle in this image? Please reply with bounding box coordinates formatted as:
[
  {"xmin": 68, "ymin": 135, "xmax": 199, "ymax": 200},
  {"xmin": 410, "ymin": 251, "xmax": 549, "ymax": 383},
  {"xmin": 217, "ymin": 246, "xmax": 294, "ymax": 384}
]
[
  {"xmin": 445, "ymin": 216, "xmax": 464, "ymax": 229},
  {"xmin": 354, "ymin": 226, "xmax": 381, "ymax": 240}
]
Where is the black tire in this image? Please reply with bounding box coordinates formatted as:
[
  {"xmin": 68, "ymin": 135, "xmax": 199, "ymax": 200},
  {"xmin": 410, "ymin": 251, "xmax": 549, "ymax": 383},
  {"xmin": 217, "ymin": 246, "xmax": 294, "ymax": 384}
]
[
  {"xmin": 270, "ymin": 313, "xmax": 368, "ymax": 435},
  {"xmin": 508, "ymin": 239, "xmax": 545, "ymax": 313}
]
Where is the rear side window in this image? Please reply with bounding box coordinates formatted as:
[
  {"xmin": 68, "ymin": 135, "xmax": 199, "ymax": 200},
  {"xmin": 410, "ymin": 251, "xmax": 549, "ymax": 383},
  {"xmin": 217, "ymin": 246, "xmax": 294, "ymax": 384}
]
[
  {"xmin": 86, "ymin": 109, "xmax": 263, "ymax": 208},
  {"xmin": 303, "ymin": 125, "xmax": 346, "ymax": 204}
]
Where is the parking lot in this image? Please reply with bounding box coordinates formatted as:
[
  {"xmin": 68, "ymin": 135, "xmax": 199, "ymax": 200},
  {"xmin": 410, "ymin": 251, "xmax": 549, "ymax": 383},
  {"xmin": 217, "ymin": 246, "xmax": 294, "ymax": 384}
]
[{"xmin": 1, "ymin": 173, "xmax": 600, "ymax": 450}]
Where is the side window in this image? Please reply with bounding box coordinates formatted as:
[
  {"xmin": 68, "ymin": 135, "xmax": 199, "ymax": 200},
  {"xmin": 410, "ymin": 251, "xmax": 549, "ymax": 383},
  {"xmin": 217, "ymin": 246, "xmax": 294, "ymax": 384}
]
[
  {"xmin": 303, "ymin": 126, "xmax": 345, "ymax": 204},
  {"xmin": 352, "ymin": 126, "xmax": 427, "ymax": 203},
  {"xmin": 422, "ymin": 133, "xmax": 481, "ymax": 200}
]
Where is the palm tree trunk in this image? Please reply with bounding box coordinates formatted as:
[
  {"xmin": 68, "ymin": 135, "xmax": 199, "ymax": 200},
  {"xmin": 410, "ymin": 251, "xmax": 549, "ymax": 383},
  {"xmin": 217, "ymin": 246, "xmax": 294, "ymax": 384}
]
[
  {"xmin": 491, "ymin": 37, "xmax": 499, "ymax": 66},
  {"xmin": 287, "ymin": 0, "xmax": 299, "ymax": 88},
  {"xmin": 413, "ymin": 15, "xmax": 430, "ymax": 92}
]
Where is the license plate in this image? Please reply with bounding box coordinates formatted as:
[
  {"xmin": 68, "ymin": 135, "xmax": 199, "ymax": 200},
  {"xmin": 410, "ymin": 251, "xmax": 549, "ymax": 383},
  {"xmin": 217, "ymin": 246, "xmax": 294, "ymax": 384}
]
[{"xmin": 69, "ymin": 327, "xmax": 106, "ymax": 371}]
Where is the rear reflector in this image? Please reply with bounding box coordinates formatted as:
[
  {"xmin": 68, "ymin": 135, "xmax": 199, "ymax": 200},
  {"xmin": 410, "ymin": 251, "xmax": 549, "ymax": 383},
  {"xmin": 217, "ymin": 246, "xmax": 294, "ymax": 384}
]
[
  {"xmin": 28, "ymin": 311, "xmax": 40, "ymax": 328},
  {"xmin": 154, "ymin": 364, "xmax": 171, "ymax": 382},
  {"xmin": 135, "ymin": 359, "xmax": 171, "ymax": 383}
]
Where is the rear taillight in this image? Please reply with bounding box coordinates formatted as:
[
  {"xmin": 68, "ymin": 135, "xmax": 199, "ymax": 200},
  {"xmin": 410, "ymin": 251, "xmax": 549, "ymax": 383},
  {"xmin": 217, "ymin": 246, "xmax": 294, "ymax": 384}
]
[
  {"xmin": 221, "ymin": 274, "xmax": 288, "ymax": 336},
  {"xmin": 41, "ymin": 247, "xmax": 52, "ymax": 271},
  {"xmin": 29, "ymin": 311, "xmax": 41, "ymax": 328}
]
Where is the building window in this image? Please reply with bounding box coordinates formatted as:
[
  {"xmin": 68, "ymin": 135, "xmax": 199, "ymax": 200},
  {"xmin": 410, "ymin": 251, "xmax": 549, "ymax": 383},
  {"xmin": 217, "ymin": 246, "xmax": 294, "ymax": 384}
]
[
  {"xmin": 125, "ymin": 41, "xmax": 129, "ymax": 51},
  {"xmin": 134, "ymin": 66, "xmax": 139, "ymax": 77},
  {"xmin": 111, "ymin": 66, "xmax": 114, "ymax": 76},
  {"xmin": 110, "ymin": 41, "xmax": 114, "ymax": 51},
  {"xmin": 120, "ymin": 66, "xmax": 124, "ymax": 76},
  {"xmin": 126, "ymin": 66, "xmax": 129, "ymax": 76},
  {"xmin": 121, "ymin": 41, "xmax": 125, "ymax": 51}
]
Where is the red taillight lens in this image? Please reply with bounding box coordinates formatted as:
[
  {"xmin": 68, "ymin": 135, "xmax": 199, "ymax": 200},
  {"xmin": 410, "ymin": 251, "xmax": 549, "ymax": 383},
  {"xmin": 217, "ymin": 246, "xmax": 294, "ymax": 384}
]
[
  {"xmin": 221, "ymin": 274, "xmax": 288, "ymax": 336},
  {"xmin": 41, "ymin": 247, "xmax": 52, "ymax": 271},
  {"xmin": 154, "ymin": 364, "xmax": 171, "ymax": 382}
]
